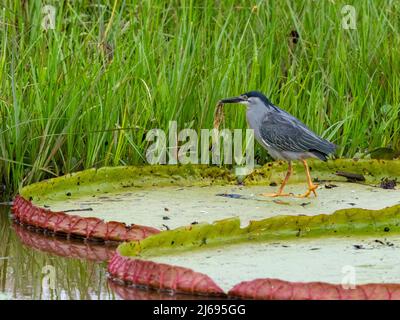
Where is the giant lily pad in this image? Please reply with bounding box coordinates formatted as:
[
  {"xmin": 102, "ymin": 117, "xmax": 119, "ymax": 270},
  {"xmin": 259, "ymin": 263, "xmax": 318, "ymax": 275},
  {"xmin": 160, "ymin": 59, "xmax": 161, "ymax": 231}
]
[
  {"xmin": 12, "ymin": 159, "xmax": 400, "ymax": 299},
  {"xmin": 111, "ymin": 204, "xmax": 400, "ymax": 299},
  {"xmin": 13, "ymin": 160, "xmax": 400, "ymax": 240}
]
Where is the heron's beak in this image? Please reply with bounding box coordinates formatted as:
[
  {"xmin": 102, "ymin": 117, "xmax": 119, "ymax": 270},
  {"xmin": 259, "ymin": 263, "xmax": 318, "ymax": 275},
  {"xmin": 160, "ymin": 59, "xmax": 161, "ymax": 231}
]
[{"xmin": 219, "ymin": 96, "xmax": 246, "ymax": 104}]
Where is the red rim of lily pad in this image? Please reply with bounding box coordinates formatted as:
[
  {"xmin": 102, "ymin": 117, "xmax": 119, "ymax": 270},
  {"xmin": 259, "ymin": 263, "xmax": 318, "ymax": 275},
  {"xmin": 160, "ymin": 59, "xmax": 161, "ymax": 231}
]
[
  {"xmin": 107, "ymin": 252, "xmax": 226, "ymax": 297},
  {"xmin": 108, "ymin": 251, "xmax": 400, "ymax": 300},
  {"xmin": 11, "ymin": 160, "xmax": 400, "ymax": 242},
  {"xmin": 12, "ymin": 195, "xmax": 160, "ymax": 242}
]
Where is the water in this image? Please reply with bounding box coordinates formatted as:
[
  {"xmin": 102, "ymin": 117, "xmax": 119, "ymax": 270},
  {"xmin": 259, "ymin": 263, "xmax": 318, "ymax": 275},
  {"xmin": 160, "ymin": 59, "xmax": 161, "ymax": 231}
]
[{"xmin": 0, "ymin": 205, "xmax": 208, "ymax": 300}]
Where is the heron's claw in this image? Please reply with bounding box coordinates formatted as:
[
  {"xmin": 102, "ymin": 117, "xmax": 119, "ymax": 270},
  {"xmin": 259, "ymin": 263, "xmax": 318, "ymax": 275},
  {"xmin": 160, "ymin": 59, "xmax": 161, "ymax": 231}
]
[{"xmin": 296, "ymin": 184, "xmax": 319, "ymax": 198}]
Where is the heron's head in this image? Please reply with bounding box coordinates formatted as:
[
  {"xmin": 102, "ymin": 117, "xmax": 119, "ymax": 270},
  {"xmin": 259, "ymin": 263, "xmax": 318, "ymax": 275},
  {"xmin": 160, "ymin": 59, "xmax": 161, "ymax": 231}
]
[{"xmin": 219, "ymin": 91, "xmax": 273, "ymax": 110}]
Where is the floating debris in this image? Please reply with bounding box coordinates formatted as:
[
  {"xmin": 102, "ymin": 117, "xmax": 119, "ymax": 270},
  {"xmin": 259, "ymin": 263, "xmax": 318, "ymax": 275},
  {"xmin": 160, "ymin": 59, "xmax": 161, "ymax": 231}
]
[
  {"xmin": 336, "ymin": 171, "xmax": 365, "ymax": 182},
  {"xmin": 324, "ymin": 184, "xmax": 338, "ymax": 189},
  {"xmin": 380, "ymin": 177, "xmax": 397, "ymax": 190},
  {"xmin": 216, "ymin": 193, "xmax": 244, "ymax": 199},
  {"xmin": 64, "ymin": 208, "xmax": 93, "ymax": 212},
  {"xmin": 300, "ymin": 202, "xmax": 311, "ymax": 207},
  {"xmin": 374, "ymin": 239, "xmax": 394, "ymax": 247}
]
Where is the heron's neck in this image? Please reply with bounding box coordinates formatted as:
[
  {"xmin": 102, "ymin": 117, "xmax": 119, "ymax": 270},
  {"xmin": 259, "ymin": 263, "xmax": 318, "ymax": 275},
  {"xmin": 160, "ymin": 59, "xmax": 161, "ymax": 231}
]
[{"xmin": 246, "ymin": 104, "xmax": 267, "ymax": 136}]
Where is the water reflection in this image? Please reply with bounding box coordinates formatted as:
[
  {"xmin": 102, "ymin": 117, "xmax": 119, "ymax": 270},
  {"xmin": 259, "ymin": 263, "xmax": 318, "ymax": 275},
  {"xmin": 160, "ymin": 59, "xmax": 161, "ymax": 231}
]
[
  {"xmin": 0, "ymin": 205, "xmax": 116, "ymax": 300},
  {"xmin": 0, "ymin": 205, "xmax": 212, "ymax": 300},
  {"xmin": 109, "ymin": 280, "xmax": 226, "ymax": 300},
  {"xmin": 12, "ymin": 223, "xmax": 117, "ymax": 262}
]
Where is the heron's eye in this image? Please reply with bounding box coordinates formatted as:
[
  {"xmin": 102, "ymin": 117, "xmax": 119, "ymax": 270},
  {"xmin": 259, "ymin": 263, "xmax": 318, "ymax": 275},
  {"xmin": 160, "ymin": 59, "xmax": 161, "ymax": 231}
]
[{"xmin": 241, "ymin": 95, "xmax": 248, "ymax": 100}]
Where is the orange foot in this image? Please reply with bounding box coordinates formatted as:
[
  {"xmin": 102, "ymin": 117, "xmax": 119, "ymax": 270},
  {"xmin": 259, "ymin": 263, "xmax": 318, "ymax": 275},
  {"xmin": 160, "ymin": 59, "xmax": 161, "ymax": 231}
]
[{"xmin": 296, "ymin": 184, "xmax": 319, "ymax": 198}]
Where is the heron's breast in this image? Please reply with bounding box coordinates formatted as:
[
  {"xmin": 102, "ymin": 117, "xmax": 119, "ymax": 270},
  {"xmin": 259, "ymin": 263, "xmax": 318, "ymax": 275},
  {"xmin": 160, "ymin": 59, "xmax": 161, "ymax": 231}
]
[{"xmin": 246, "ymin": 109, "xmax": 262, "ymax": 135}]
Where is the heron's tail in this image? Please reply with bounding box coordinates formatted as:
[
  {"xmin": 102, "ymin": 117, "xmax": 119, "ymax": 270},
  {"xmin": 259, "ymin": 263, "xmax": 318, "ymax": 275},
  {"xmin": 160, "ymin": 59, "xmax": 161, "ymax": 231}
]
[
  {"xmin": 309, "ymin": 142, "xmax": 337, "ymax": 161},
  {"xmin": 309, "ymin": 149, "xmax": 330, "ymax": 161}
]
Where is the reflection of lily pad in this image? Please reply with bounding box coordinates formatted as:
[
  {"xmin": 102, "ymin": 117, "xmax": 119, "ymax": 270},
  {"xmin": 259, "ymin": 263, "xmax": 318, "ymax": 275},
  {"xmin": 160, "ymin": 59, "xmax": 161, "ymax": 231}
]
[
  {"xmin": 13, "ymin": 223, "xmax": 115, "ymax": 261},
  {"xmin": 108, "ymin": 280, "xmax": 222, "ymax": 300}
]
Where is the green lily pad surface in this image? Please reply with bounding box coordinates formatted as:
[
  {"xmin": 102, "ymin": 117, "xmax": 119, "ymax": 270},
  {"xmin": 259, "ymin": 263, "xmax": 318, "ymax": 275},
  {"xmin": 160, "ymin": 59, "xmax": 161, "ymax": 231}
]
[
  {"xmin": 19, "ymin": 160, "xmax": 400, "ymax": 231},
  {"xmin": 149, "ymin": 236, "xmax": 400, "ymax": 291},
  {"xmin": 28, "ymin": 183, "xmax": 399, "ymax": 231},
  {"xmin": 117, "ymin": 203, "xmax": 400, "ymax": 292}
]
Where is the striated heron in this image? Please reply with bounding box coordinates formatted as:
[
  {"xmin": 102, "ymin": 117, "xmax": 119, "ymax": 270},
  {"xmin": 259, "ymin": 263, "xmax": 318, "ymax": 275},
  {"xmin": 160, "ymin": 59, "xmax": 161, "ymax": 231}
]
[{"xmin": 220, "ymin": 91, "xmax": 336, "ymax": 198}]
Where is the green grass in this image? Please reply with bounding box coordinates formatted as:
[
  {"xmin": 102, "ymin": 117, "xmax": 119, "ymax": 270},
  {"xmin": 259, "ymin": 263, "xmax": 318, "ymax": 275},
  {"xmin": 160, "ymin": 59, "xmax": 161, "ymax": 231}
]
[{"xmin": 1, "ymin": 0, "xmax": 399, "ymax": 196}]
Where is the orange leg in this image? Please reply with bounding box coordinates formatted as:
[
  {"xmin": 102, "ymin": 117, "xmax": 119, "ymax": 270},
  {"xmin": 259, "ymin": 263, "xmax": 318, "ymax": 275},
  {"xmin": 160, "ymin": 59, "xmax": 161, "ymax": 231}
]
[
  {"xmin": 260, "ymin": 161, "xmax": 293, "ymax": 197},
  {"xmin": 296, "ymin": 159, "xmax": 318, "ymax": 198}
]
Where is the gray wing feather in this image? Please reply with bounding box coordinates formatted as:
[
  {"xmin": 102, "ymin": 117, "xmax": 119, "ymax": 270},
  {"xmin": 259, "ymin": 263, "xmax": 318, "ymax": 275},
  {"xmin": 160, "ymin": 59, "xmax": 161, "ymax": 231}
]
[{"xmin": 259, "ymin": 112, "xmax": 336, "ymax": 155}]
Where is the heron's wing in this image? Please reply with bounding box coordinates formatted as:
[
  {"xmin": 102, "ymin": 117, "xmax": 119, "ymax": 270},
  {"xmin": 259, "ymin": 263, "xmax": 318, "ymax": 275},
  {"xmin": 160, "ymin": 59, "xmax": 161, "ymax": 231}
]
[{"xmin": 259, "ymin": 112, "xmax": 335, "ymax": 155}]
